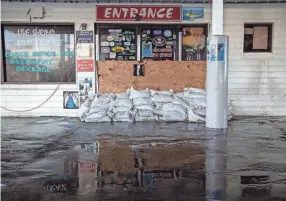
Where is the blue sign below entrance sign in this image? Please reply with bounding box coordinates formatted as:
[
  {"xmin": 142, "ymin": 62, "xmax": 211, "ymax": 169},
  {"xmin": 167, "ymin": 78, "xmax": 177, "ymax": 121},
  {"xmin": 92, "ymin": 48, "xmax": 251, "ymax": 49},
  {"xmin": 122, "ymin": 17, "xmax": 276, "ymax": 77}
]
[{"xmin": 76, "ymin": 31, "xmax": 93, "ymax": 43}]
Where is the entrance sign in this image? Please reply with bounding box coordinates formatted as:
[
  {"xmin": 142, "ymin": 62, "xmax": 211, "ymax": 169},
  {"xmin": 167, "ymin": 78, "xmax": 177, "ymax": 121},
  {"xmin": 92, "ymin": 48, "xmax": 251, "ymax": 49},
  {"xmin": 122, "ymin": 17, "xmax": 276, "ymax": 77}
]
[{"xmin": 96, "ymin": 6, "xmax": 181, "ymax": 21}]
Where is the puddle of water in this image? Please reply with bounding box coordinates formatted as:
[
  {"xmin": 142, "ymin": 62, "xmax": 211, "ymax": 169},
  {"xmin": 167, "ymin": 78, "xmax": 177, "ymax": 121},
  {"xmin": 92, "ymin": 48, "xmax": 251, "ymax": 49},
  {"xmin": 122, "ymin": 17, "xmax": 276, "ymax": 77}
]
[{"xmin": 1, "ymin": 118, "xmax": 286, "ymax": 201}]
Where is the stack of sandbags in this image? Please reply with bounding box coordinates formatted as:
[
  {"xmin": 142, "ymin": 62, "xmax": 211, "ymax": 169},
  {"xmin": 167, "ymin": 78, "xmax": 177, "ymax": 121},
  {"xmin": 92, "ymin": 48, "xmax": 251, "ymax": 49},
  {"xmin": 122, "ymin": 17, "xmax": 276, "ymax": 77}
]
[
  {"xmin": 84, "ymin": 94, "xmax": 114, "ymax": 122},
  {"xmin": 112, "ymin": 89, "xmax": 134, "ymax": 122},
  {"xmin": 151, "ymin": 90, "xmax": 174, "ymax": 117},
  {"xmin": 130, "ymin": 88, "xmax": 157, "ymax": 121}
]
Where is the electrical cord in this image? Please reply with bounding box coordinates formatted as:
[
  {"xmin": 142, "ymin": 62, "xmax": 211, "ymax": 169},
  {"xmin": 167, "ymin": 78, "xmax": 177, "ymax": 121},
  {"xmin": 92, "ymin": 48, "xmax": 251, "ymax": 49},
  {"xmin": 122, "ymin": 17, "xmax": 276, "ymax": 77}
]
[{"xmin": 1, "ymin": 25, "xmax": 82, "ymax": 112}]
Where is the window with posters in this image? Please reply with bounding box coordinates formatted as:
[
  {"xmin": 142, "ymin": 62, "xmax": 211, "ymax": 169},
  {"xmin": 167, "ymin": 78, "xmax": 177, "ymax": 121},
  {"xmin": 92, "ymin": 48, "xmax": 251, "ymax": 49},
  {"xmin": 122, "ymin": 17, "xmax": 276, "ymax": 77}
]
[
  {"xmin": 182, "ymin": 26, "xmax": 207, "ymax": 61},
  {"xmin": 99, "ymin": 28, "xmax": 137, "ymax": 61},
  {"xmin": 141, "ymin": 28, "xmax": 178, "ymax": 60},
  {"xmin": 2, "ymin": 25, "xmax": 75, "ymax": 83}
]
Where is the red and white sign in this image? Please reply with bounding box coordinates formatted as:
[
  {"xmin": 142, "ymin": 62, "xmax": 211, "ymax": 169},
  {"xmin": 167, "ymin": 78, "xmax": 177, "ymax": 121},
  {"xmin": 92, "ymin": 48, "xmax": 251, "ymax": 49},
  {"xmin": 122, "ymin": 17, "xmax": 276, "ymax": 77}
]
[
  {"xmin": 77, "ymin": 60, "xmax": 94, "ymax": 72},
  {"xmin": 96, "ymin": 6, "xmax": 181, "ymax": 21},
  {"xmin": 79, "ymin": 162, "xmax": 96, "ymax": 173}
]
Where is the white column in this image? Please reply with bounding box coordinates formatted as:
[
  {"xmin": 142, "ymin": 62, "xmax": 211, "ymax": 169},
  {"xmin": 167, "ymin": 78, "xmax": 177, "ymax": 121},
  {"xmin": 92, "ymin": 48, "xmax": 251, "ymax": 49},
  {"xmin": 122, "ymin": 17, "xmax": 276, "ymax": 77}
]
[
  {"xmin": 212, "ymin": 0, "xmax": 224, "ymax": 35},
  {"xmin": 206, "ymin": 0, "xmax": 229, "ymax": 129}
]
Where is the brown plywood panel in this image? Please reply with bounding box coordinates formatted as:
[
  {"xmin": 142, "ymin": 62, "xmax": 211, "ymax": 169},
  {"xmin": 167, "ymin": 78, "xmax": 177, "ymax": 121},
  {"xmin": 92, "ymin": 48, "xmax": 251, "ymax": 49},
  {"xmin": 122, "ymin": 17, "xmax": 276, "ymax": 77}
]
[{"xmin": 97, "ymin": 61, "xmax": 206, "ymax": 93}]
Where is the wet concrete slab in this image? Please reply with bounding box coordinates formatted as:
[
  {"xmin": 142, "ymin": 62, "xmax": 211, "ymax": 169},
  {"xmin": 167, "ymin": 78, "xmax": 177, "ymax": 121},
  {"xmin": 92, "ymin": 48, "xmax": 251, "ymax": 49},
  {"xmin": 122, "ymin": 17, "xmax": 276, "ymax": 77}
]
[{"xmin": 1, "ymin": 117, "xmax": 286, "ymax": 201}]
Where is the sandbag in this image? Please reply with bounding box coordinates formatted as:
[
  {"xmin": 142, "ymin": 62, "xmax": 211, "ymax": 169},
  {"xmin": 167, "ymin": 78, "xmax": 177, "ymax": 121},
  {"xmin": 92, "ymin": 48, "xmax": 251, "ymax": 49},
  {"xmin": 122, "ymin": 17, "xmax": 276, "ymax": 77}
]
[
  {"xmin": 160, "ymin": 104, "xmax": 187, "ymax": 122},
  {"xmin": 86, "ymin": 111, "xmax": 107, "ymax": 119},
  {"xmin": 133, "ymin": 97, "xmax": 152, "ymax": 106},
  {"xmin": 136, "ymin": 109, "xmax": 154, "ymax": 117},
  {"xmin": 116, "ymin": 89, "xmax": 130, "ymax": 99},
  {"xmin": 151, "ymin": 94, "xmax": 173, "ymax": 103},
  {"xmin": 129, "ymin": 87, "xmax": 150, "ymax": 99},
  {"xmin": 85, "ymin": 115, "xmax": 111, "ymax": 122},
  {"xmin": 188, "ymin": 108, "xmax": 205, "ymax": 122},
  {"xmin": 184, "ymin": 88, "xmax": 206, "ymax": 94},
  {"xmin": 183, "ymin": 91, "xmax": 206, "ymax": 99},
  {"xmin": 113, "ymin": 111, "xmax": 133, "ymax": 122},
  {"xmin": 150, "ymin": 89, "xmax": 173, "ymax": 96},
  {"xmin": 88, "ymin": 107, "xmax": 107, "ymax": 115},
  {"xmin": 112, "ymin": 98, "xmax": 133, "ymax": 108},
  {"xmin": 135, "ymin": 115, "xmax": 158, "ymax": 122},
  {"xmin": 112, "ymin": 107, "xmax": 131, "ymax": 113},
  {"xmin": 134, "ymin": 104, "xmax": 154, "ymax": 111}
]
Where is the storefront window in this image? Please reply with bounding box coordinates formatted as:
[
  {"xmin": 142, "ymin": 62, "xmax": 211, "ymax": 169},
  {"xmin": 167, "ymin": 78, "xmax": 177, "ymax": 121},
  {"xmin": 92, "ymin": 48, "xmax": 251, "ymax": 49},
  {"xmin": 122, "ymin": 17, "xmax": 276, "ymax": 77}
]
[
  {"xmin": 2, "ymin": 25, "xmax": 75, "ymax": 82},
  {"xmin": 99, "ymin": 28, "xmax": 137, "ymax": 61},
  {"xmin": 182, "ymin": 26, "xmax": 207, "ymax": 61},
  {"xmin": 141, "ymin": 29, "xmax": 177, "ymax": 60}
]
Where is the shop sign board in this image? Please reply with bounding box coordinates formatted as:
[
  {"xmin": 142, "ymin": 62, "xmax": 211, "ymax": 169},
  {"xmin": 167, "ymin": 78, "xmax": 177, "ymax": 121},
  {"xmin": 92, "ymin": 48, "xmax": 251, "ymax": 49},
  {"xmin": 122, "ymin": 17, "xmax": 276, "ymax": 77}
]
[
  {"xmin": 96, "ymin": 5, "xmax": 181, "ymax": 21},
  {"xmin": 77, "ymin": 59, "xmax": 94, "ymax": 72}
]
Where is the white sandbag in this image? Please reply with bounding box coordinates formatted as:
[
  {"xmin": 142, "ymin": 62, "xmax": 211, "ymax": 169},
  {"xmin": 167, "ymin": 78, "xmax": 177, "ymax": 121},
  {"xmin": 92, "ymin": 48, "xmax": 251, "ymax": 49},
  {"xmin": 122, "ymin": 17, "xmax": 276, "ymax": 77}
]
[
  {"xmin": 184, "ymin": 88, "xmax": 206, "ymax": 94},
  {"xmin": 88, "ymin": 107, "xmax": 107, "ymax": 115},
  {"xmin": 191, "ymin": 98, "xmax": 207, "ymax": 107},
  {"xmin": 134, "ymin": 104, "xmax": 154, "ymax": 111},
  {"xmin": 90, "ymin": 94, "xmax": 114, "ymax": 109},
  {"xmin": 151, "ymin": 94, "xmax": 173, "ymax": 103},
  {"xmin": 188, "ymin": 108, "xmax": 205, "ymax": 122},
  {"xmin": 112, "ymin": 107, "xmax": 131, "ymax": 113},
  {"xmin": 193, "ymin": 106, "xmax": 206, "ymax": 116},
  {"xmin": 136, "ymin": 109, "xmax": 154, "ymax": 117},
  {"xmin": 160, "ymin": 111, "xmax": 187, "ymax": 122},
  {"xmin": 173, "ymin": 95, "xmax": 189, "ymax": 108},
  {"xmin": 162, "ymin": 103, "xmax": 187, "ymax": 115},
  {"xmin": 78, "ymin": 104, "xmax": 90, "ymax": 118},
  {"xmin": 160, "ymin": 104, "xmax": 187, "ymax": 122},
  {"xmin": 135, "ymin": 115, "xmax": 158, "ymax": 122},
  {"xmin": 116, "ymin": 89, "xmax": 130, "ymax": 99},
  {"xmin": 183, "ymin": 91, "xmax": 206, "ymax": 99},
  {"xmin": 112, "ymin": 98, "xmax": 133, "ymax": 108},
  {"xmin": 129, "ymin": 87, "xmax": 150, "ymax": 99},
  {"xmin": 133, "ymin": 97, "xmax": 152, "ymax": 106},
  {"xmin": 174, "ymin": 92, "xmax": 184, "ymax": 98},
  {"xmin": 150, "ymin": 89, "xmax": 173, "ymax": 96},
  {"xmin": 113, "ymin": 111, "xmax": 133, "ymax": 122},
  {"xmin": 85, "ymin": 115, "xmax": 111, "ymax": 122},
  {"xmin": 86, "ymin": 111, "xmax": 107, "ymax": 119}
]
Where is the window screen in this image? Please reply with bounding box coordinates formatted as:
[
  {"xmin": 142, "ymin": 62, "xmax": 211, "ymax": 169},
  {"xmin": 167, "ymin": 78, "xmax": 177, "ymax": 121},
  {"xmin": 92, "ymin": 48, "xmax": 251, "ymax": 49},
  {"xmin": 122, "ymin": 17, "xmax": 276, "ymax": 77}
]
[{"xmin": 2, "ymin": 25, "xmax": 75, "ymax": 82}]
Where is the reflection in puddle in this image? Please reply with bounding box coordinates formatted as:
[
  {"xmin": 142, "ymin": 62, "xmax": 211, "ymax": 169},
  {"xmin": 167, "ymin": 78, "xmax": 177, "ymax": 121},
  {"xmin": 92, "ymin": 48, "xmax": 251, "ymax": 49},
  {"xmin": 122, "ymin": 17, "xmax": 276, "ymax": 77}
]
[{"xmin": 1, "ymin": 122, "xmax": 286, "ymax": 201}]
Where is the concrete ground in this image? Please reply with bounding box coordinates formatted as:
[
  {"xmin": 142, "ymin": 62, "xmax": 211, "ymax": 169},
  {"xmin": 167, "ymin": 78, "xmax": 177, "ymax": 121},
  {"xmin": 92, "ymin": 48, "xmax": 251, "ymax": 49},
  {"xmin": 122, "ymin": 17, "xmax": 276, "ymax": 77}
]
[{"xmin": 1, "ymin": 117, "xmax": 286, "ymax": 201}]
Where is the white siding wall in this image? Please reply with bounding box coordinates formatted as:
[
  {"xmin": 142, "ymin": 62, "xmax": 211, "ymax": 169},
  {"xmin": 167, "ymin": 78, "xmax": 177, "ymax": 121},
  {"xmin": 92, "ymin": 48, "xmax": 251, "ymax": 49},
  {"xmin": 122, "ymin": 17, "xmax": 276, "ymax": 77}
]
[
  {"xmin": 225, "ymin": 4, "xmax": 286, "ymax": 116},
  {"xmin": 1, "ymin": 2, "xmax": 285, "ymax": 117}
]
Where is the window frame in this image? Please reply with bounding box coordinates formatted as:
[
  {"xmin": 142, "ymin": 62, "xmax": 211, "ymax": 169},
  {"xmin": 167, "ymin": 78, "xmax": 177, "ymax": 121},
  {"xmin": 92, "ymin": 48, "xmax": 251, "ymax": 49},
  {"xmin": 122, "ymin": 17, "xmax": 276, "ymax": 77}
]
[
  {"xmin": 1, "ymin": 24, "xmax": 76, "ymax": 84},
  {"xmin": 243, "ymin": 23, "xmax": 273, "ymax": 53},
  {"xmin": 180, "ymin": 24, "xmax": 208, "ymax": 61}
]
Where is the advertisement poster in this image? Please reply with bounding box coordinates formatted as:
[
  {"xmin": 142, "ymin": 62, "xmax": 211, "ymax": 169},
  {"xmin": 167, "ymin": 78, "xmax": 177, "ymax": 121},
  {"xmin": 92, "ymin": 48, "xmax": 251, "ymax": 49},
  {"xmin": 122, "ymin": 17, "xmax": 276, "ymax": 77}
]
[
  {"xmin": 208, "ymin": 42, "xmax": 225, "ymax": 62},
  {"xmin": 99, "ymin": 29, "xmax": 136, "ymax": 61},
  {"xmin": 76, "ymin": 31, "xmax": 93, "ymax": 43},
  {"xmin": 142, "ymin": 41, "xmax": 153, "ymax": 58},
  {"xmin": 96, "ymin": 6, "xmax": 181, "ymax": 21},
  {"xmin": 141, "ymin": 29, "xmax": 176, "ymax": 60},
  {"xmin": 63, "ymin": 91, "xmax": 79, "ymax": 109},
  {"xmin": 182, "ymin": 27, "xmax": 206, "ymax": 61},
  {"xmin": 77, "ymin": 59, "xmax": 94, "ymax": 72},
  {"xmin": 79, "ymin": 78, "xmax": 93, "ymax": 104},
  {"xmin": 182, "ymin": 7, "xmax": 204, "ymax": 21}
]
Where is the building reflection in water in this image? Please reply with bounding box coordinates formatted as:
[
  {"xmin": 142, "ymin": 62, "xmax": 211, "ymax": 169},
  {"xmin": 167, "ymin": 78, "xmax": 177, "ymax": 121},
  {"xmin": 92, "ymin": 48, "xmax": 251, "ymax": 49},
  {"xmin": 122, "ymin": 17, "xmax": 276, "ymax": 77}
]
[{"xmin": 205, "ymin": 129, "xmax": 227, "ymax": 201}]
